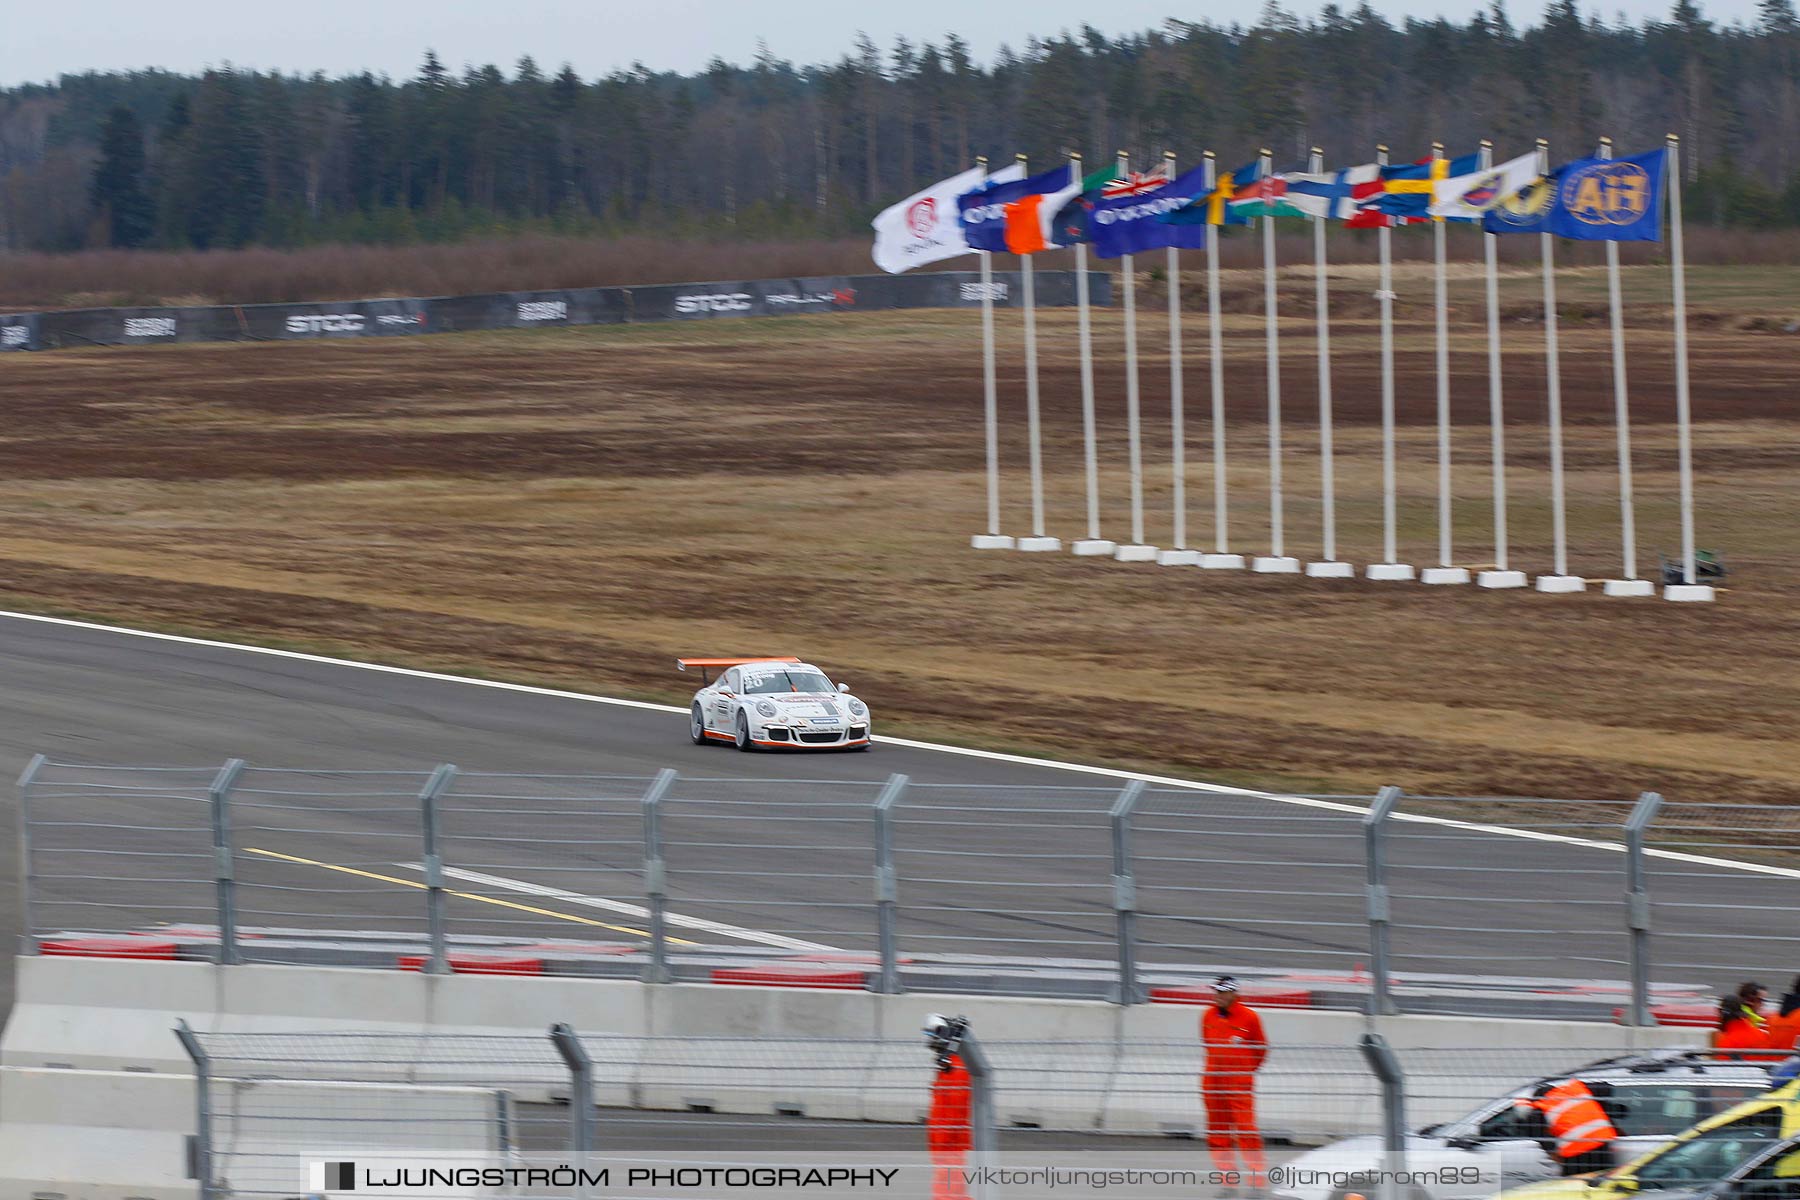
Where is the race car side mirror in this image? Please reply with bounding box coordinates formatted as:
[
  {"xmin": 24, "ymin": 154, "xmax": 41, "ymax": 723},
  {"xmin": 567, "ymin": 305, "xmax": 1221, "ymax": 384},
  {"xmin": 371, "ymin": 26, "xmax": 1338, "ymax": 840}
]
[{"xmin": 838, "ymin": 683, "xmax": 851, "ymax": 692}]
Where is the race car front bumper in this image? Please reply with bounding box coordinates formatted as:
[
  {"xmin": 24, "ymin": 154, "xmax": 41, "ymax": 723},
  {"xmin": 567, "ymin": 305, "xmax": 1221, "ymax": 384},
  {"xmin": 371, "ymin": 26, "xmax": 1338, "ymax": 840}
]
[{"xmin": 758, "ymin": 723, "xmax": 869, "ymax": 747}]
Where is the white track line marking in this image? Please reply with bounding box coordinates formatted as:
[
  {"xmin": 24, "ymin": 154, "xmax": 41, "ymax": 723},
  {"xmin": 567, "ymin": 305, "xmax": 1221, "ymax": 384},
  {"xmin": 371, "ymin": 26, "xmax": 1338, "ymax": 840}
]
[
  {"xmin": 4, "ymin": 608, "xmax": 1791, "ymax": 881},
  {"xmin": 401, "ymin": 863, "xmax": 844, "ymax": 954}
]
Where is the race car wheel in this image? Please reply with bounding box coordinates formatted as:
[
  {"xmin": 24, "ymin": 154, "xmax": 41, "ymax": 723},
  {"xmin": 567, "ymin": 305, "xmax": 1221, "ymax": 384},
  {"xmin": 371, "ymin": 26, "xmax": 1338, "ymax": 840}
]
[
  {"xmin": 734, "ymin": 710, "xmax": 755, "ymax": 752},
  {"xmin": 690, "ymin": 704, "xmax": 707, "ymax": 745}
]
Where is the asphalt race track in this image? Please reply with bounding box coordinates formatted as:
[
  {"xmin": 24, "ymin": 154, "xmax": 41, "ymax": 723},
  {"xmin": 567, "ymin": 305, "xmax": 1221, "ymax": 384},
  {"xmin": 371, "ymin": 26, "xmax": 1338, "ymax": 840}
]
[{"xmin": 0, "ymin": 611, "xmax": 1790, "ymax": 1020}]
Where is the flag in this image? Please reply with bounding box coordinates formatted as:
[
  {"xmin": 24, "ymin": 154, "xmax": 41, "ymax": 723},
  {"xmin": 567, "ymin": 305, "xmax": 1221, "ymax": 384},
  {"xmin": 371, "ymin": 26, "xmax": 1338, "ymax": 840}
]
[
  {"xmin": 1431, "ymin": 151, "xmax": 1540, "ymax": 220},
  {"xmin": 1351, "ymin": 153, "xmax": 1480, "ymax": 225},
  {"xmin": 871, "ymin": 165, "xmax": 989, "ymax": 274},
  {"xmin": 1481, "ymin": 166, "xmax": 1562, "ymax": 235},
  {"xmin": 1160, "ymin": 160, "xmax": 1260, "ymax": 228},
  {"xmin": 1003, "ymin": 163, "xmax": 1082, "ymax": 254},
  {"xmin": 1045, "ymin": 166, "xmax": 1119, "ymax": 248},
  {"xmin": 1278, "ymin": 164, "xmax": 1381, "ymax": 220},
  {"xmin": 956, "ymin": 164, "xmax": 1057, "ymax": 253},
  {"xmin": 1227, "ymin": 171, "xmax": 1313, "ymax": 220},
  {"xmin": 1090, "ymin": 163, "xmax": 1209, "ymax": 259},
  {"xmin": 1543, "ymin": 148, "xmax": 1666, "ymax": 242}
]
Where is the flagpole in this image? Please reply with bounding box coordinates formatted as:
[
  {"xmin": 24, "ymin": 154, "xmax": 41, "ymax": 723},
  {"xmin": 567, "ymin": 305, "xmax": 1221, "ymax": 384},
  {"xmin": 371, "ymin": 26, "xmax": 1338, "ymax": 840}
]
[
  {"xmin": 1252, "ymin": 148, "xmax": 1297, "ymax": 573},
  {"xmin": 1305, "ymin": 147, "xmax": 1352, "ymax": 579},
  {"xmin": 1015, "ymin": 153, "xmax": 1059, "ymax": 552},
  {"xmin": 1070, "ymin": 153, "xmax": 1115, "ymax": 557},
  {"xmin": 1594, "ymin": 137, "xmax": 1653, "ymax": 597},
  {"xmin": 1200, "ymin": 151, "xmax": 1244, "ymax": 570},
  {"xmin": 1368, "ymin": 144, "xmax": 1413, "ymax": 581},
  {"xmin": 970, "ymin": 155, "xmax": 1015, "ymax": 551},
  {"xmin": 1664, "ymin": 133, "xmax": 1711, "ymax": 601},
  {"xmin": 1114, "ymin": 150, "xmax": 1157, "ymax": 562},
  {"xmin": 1476, "ymin": 140, "xmax": 1526, "ymax": 588},
  {"xmin": 1535, "ymin": 138, "xmax": 1582, "ymax": 591},
  {"xmin": 1421, "ymin": 143, "xmax": 1469, "ymax": 585},
  {"xmin": 1157, "ymin": 150, "xmax": 1199, "ymax": 565}
]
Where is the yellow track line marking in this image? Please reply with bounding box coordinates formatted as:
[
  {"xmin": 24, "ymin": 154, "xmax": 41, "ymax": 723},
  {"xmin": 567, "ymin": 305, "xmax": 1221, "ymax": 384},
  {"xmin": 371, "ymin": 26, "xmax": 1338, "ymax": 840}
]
[{"xmin": 243, "ymin": 846, "xmax": 696, "ymax": 945}]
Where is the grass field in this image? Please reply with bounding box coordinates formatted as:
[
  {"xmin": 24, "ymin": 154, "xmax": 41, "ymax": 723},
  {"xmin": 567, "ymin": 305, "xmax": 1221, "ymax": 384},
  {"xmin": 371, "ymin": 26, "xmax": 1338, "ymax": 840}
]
[{"xmin": 1, "ymin": 262, "xmax": 1796, "ymax": 804}]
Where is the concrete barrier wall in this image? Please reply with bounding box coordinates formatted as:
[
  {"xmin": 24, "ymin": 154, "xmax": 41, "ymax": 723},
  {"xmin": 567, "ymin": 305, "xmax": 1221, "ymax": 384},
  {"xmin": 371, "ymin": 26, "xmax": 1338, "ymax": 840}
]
[
  {"xmin": 3, "ymin": 957, "xmax": 1697, "ymax": 1077},
  {"xmin": 0, "ymin": 958, "xmax": 1705, "ymax": 1196},
  {"xmin": 0, "ymin": 1066, "xmax": 197, "ymax": 1200}
]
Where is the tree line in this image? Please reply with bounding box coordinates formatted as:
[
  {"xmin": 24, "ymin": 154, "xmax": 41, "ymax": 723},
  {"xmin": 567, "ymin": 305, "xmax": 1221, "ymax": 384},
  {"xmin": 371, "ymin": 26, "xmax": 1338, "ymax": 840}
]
[{"xmin": 2, "ymin": 0, "xmax": 1799, "ymax": 254}]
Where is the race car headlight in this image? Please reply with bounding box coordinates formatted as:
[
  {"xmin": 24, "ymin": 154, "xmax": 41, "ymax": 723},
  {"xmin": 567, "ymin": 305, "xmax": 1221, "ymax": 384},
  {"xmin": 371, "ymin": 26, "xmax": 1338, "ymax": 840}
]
[
  {"xmin": 848, "ymin": 700, "xmax": 867, "ymax": 717},
  {"xmin": 755, "ymin": 701, "xmax": 778, "ymax": 718}
]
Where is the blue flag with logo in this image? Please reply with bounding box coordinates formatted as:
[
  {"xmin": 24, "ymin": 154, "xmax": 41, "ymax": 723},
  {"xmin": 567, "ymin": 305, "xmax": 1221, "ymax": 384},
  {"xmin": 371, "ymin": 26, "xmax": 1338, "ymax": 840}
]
[
  {"xmin": 957, "ymin": 166, "xmax": 1068, "ymax": 253},
  {"xmin": 1481, "ymin": 167, "xmax": 1562, "ymax": 236},
  {"xmin": 1090, "ymin": 165, "xmax": 1211, "ymax": 259},
  {"xmin": 1544, "ymin": 148, "xmax": 1666, "ymax": 242},
  {"xmin": 1484, "ymin": 148, "xmax": 1666, "ymax": 241}
]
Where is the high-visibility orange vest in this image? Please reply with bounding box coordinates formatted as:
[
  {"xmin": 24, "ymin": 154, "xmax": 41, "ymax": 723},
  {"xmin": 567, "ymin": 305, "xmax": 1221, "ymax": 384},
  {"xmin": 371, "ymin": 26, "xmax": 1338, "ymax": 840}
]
[{"xmin": 1537, "ymin": 1080, "xmax": 1619, "ymax": 1159}]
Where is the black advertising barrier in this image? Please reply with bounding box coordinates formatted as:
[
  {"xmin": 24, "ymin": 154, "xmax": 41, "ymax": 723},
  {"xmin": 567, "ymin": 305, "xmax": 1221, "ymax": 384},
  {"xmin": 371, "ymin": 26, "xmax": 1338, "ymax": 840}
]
[
  {"xmin": 8, "ymin": 271, "xmax": 1111, "ymax": 352},
  {"xmin": 430, "ymin": 288, "xmax": 630, "ymax": 332}
]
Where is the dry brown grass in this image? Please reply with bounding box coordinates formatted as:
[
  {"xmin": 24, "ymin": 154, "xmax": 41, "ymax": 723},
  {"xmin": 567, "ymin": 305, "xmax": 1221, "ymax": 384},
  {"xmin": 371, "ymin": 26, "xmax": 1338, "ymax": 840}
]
[{"xmin": 0, "ymin": 265, "xmax": 1796, "ymax": 803}]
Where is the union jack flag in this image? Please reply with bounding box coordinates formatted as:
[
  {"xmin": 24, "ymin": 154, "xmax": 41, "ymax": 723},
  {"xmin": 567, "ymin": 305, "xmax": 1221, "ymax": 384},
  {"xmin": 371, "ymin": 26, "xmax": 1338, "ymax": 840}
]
[{"xmin": 1101, "ymin": 164, "xmax": 1171, "ymax": 198}]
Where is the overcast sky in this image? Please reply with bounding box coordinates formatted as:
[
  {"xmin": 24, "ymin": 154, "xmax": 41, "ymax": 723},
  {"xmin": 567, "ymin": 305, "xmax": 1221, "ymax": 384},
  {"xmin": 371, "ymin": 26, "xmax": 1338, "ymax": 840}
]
[{"xmin": 2, "ymin": 0, "xmax": 1765, "ymax": 86}]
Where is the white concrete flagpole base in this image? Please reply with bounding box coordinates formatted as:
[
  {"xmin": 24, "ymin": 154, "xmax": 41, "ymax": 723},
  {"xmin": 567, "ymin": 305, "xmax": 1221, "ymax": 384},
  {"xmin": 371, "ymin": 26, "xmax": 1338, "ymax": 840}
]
[
  {"xmin": 1200, "ymin": 553, "xmax": 1247, "ymax": 570},
  {"xmin": 1114, "ymin": 544, "xmax": 1159, "ymax": 562},
  {"xmin": 971, "ymin": 535, "xmax": 1017, "ymax": 550},
  {"xmin": 1602, "ymin": 578, "xmax": 1656, "ymax": 597},
  {"xmin": 1016, "ymin": 536, "xmax": 1063, "ymax": 552},
  {"xmin": 1072, "ymin": 539, "xmax": 1118, "ymax": 556},
  {"xmin": 1664, "ymin": 584, "xmax": 1717, "ymax": 602},
  {"xmin": 1306, "ymin": 561, "xmax": 1356, "ymax": 579},
  {"xmin": 1420, "ymin": 567, "xmax": 1471, "ymax": 585},
  {"xmin": 1366, "ymin": 563, "xmax": 1416, "ymax": 581},
  {"xmin": 1156, "ymin": 549, "xmax": 1201, "ymax": 566},
  {"xmin": 1535, "ymin": 574, "xmax": 1587, "ymax": 594},
  {"xmin": 1477, "ymin": 569, "xmax": 1528, "ymax": 589},
  {"xmin": 1252, "ymin": 556, "xmax": 1302, "ymax": 574}
]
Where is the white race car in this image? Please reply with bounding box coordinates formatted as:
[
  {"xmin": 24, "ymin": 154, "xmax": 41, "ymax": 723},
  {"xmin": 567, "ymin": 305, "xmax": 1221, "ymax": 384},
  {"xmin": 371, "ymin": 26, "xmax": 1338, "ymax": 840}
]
[{"xmin": 679, "ymin": 657, "xmax": 872, "ymax": 751}]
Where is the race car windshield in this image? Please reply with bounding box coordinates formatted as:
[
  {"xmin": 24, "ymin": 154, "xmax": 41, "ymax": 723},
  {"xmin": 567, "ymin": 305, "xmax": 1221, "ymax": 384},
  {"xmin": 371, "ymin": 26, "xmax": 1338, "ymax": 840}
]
[
  {"xmin": 1629, "ymin": 1114, "xmax": 1781, "ymax": 1189},
  {"xmin": 742, "ymin": 670, "xmax": 834, "ymax": 694}
]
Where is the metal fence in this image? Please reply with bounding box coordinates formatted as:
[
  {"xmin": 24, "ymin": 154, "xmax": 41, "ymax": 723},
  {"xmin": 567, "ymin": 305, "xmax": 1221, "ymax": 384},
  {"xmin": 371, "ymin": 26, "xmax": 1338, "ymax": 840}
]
[
  {"xmin": 21, "ymin": 757, "xmax": 1800, "ymax": 1022},
  {"xmin": 178, "ymin": 1026, "xmax": 1765, "ymax": 1200}
]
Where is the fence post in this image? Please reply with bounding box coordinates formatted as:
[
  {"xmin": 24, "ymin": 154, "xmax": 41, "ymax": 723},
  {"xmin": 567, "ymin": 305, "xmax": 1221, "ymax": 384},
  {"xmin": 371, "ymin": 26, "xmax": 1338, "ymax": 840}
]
[
  {"xmin": 550, "ymin": 1022, "xmax": 595, "ymax": 1175},
  {"xmin": 16, "ymin": 753, "xmax": 45, "ymax": 957},
  {"xmin": 960, "ymin": 1022, "xmax": 998, "ymax": 1200},
  {"xmin": 1359, "ymin": 1030, "xmax": 1407, "ymax": 1200},
  {"xmin": 174, "ymin": 1019, "xmax": 218, "ymax": 1200},
  {"xmin": 1623, "ymin": 791, "xmax": 1664, "ymax": 1028},
  {"xmin": 1363, "ymin": 786, "xmax": 1403, "ymax": 1017},
  {"xmin": 417, "ymin": 764, "xmax": 458, "ymax": 976},
  {"xmin": 1110, "ymin": 781, "xmax": 1147, "ymax": 1005},
  {"xmin": 873, "ymin": 774, "xmax": 909, "ymax": 995},
  {"xmin": 641, "ymin": 769, "xmax": 678, "ymax": 984},
  {"xmin": 208, "ymin": 759, "xmax": 246, "ymax": 965}
]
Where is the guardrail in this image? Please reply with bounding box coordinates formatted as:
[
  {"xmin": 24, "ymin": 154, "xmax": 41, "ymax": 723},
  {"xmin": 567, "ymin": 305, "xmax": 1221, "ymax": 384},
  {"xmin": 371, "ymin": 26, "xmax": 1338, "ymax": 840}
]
[
  {"xmin": 0, "ymin": 270, "xmax": 1110, "ymax": 352},
  {"xmin": 19, "ymin": 757, "xmax": 1795, "ymax": 1023}
]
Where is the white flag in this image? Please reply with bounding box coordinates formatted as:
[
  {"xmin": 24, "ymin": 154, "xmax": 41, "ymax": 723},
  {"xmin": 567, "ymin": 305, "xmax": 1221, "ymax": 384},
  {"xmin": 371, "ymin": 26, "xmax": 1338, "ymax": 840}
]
[
  {"xmin": 1432, "ymin": 152, "xmax": 1541, "ymax": 219},
  {"xmin": 870, "ymin": 166, "xmax": 987, "ymax": 275}
]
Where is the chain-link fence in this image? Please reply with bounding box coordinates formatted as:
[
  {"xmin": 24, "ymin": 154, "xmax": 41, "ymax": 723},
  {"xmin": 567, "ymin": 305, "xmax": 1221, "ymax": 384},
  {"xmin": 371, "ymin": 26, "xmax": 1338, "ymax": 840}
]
[
  {"xmin": 21, "ymin": 756, "xmax": 1790, "ymax": 1021},
  {"xmin": 179, "ymin": 1025, "xmax": 1763, "ymax": 1200}
]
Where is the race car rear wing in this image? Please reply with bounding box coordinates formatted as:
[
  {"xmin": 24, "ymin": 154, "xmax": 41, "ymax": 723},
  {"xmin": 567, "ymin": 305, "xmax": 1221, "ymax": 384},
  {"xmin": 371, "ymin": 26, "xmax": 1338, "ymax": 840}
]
[{"xmin": 675, "ymin": 656, "xmax": 801, "ymax": 685}]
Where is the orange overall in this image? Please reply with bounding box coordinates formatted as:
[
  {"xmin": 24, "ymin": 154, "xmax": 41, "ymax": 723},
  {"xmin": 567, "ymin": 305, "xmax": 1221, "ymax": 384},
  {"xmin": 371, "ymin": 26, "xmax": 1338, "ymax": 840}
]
[
  {"xmin": 929, "ymin": 1053, "xmax": 972, "ymax": 1200},
  {"xmin": 1202, "ymin": 1003, "xmax": 1269, "ymax": 1184}
]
